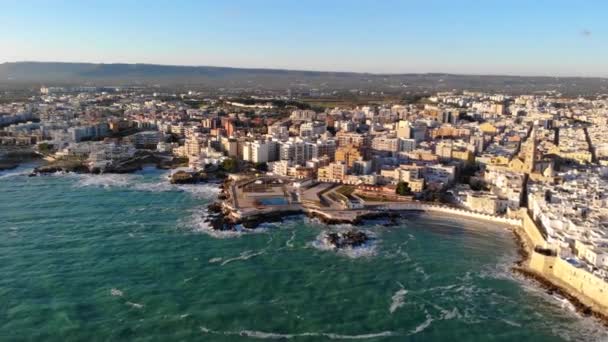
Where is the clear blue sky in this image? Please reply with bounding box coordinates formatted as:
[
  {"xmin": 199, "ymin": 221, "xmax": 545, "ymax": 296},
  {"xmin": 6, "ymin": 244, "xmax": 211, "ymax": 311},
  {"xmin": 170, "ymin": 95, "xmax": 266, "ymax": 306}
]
[{"xmin": 1, "ymin": 0, "xmax": 606, "ymax": 76}]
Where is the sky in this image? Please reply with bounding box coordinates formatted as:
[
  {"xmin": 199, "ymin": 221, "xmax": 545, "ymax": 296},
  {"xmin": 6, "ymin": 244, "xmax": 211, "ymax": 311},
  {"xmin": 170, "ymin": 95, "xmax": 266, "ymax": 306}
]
[{"xmin": 1, "ymin": 0, "xmax": 607, "ymax": 77}]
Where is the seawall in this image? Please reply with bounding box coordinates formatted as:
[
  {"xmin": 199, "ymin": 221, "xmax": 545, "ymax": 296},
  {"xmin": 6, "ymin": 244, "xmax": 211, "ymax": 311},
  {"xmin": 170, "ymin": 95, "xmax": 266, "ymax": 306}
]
[
  {"xmin": 379, "ymin": 202, "xmax": 522, "ymax": 226},
  {"xmin": 515, "ymin": 210, "xmax": 608, "ymax": 324}
]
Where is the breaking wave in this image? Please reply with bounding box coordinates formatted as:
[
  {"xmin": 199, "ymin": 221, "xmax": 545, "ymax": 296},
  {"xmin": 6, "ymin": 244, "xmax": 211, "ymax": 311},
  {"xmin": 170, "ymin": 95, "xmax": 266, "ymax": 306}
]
[
  {"xmin": 110, "ymin": 288, "xmax": 124, "ymax": 297},
  {"xmin": 210, "ymin": 250, "xmax": 266, "ymax": 266},
  {"xmin": 200, "ymin": 326, "xmax": 397, "ymax": 340},
  {"xmin": 0, "ymin": 168, "xmax": 32, "ymax": 179},
  {"xmin": 310, "ymin": 231, "xmax": 377, "ymax": 258},
  {"xmin": 389, "ymin": 285, "xmax": 408, "ymax": 314},
  {"xmin": 183, "ymin": 206, "xmax": 268, "ymax": 238},
  {"xmin": 126, "ymin": 301, "xmax": 144, "ymax": 309},
  {"xmin": 285, "ymin": 230, "xmax": 297, "ymax": 248},
  {"xmin": 68, "ymin": 171, "xmax": 220, "ymax": 200},
  {"xmin": 411, "ymin": 310, "xmax": 434, "ymax": 334},
  {"xmin": 414, "ymin": 264, "xmax": 430, "ymax": 281},
  {"xmin": 74, "ymin": 173, "xmax": 136, "ymax": 188}
]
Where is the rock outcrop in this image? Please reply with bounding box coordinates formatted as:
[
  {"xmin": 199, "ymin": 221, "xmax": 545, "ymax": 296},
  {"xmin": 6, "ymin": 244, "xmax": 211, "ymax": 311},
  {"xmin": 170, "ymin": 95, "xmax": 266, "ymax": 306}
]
[
  {"xmin": 324, "ymin": 230, "xmax": 370, "ymax": 249},
  {"xmin": 170, "ymin": 170, "xmax": 208, "ymax": 184}
]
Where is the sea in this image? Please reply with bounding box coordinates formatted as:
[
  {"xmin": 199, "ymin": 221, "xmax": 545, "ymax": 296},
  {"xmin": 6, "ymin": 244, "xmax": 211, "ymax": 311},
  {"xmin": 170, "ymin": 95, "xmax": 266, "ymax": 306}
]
[{"xmin": 1, "ymin": 165, "xmax": 607, "ymax": 341}]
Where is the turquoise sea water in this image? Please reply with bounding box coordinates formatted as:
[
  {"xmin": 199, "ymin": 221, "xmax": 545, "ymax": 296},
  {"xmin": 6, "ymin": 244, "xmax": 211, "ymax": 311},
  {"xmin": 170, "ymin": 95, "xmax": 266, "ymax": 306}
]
[{"xmin": 1, "ymin": 166, "xmax": 607, "ymax": 341}]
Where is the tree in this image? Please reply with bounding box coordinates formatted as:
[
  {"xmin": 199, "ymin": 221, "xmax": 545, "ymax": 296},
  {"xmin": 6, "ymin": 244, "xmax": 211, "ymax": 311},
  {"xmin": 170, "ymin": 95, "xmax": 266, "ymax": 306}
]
[
  {"xmin": 37, "ymin": 142, "xmax": 53, "ymax": 155},
  {"xmin": 221, "ymin": 158, "xmax": 238, "ymax": 173},
  {"xmin": 254, "ymin": 162, "xmax": 268, "ymax": 172},
  {"xmin": 396, "ymin": 181, "xmax": 411, "ymax": 196}
]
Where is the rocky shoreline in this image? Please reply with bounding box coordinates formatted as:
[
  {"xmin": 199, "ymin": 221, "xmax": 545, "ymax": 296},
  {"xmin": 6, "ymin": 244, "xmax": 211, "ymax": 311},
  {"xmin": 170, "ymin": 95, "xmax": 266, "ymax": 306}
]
[
  {"xmin": 0, "ymin": 149, "xmax": 41, "ymax": 171},
  {"xmin": 323, "ymin": 230, "xmax": 371, "ymax": 249},
  {"xmin": 29, "ymin": 152, "xmax": 188, "ymax": 176},
  {"xmin": 510, "ymin": 227, "xmax": 608, "ymax": 327},
  {"xmin": 208, "ymin": 181, "xmax": 608, "ymax": 326},
  {"xmin": 169, "ymin": 170, "xmax": 207, "ymax": 184}
]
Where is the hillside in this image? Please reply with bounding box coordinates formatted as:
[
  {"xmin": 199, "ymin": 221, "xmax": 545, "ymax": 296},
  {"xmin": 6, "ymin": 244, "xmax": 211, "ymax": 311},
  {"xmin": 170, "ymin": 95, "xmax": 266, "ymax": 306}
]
[{"xmin": 1, "ymin": 62, "xmax": 607, "ymax": 95}]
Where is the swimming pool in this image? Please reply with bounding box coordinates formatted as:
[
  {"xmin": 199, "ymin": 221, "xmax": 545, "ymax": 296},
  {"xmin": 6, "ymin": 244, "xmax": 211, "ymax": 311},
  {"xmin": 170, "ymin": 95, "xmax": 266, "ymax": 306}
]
[{"xmin": 258, "ymin": 197, "xmax": 288, "ymax": 205}]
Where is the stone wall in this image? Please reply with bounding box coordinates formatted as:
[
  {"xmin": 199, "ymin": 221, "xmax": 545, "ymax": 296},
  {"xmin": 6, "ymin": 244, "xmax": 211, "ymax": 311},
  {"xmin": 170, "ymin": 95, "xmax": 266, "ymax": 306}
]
[
  {"xmin": 523, "ymin": 209, "xmax": 608, "ymax": 312},
  {"xmin": 380, "ymin": 202, "xmax": 522, "ymax": 226},
  {"xmin": 552, "ymin": 257, "xmax": 608, "ymax": 309},
  {"xmin": 521, "ymin": 210, "xmax": 548, "ymax": 248}
]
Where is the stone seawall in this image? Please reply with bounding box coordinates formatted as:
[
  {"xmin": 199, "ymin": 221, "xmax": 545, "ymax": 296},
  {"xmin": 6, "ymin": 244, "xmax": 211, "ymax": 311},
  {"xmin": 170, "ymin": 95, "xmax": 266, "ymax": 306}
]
[
  {"xmin": 551, "ymin": 258, "xmax": 608, "ymax": 308},
  {"xmin": 379, "ymin": 202, "xmax": 522, "ymax": 226},
  {"xmin": 521, "ymin": 210, "xmax": 548, "ymax": 248},
  {"xmin": 380, "ymin": 203, "xmax": 608, "ymax": 321},
  {"xmin": 220, "ymin": 189, "xmax": 608, "ymax": 321},
  {"xmin": 518, "ymin": 211, "xmax": 608, "ymax": 322}
]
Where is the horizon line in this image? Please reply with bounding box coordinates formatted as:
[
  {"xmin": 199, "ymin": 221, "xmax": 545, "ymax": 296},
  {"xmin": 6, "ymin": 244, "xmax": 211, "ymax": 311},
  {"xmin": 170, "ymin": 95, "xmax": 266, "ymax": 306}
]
[{"xmin": 2, "ymin": 60, "xmax": 607, "ymax": 80}]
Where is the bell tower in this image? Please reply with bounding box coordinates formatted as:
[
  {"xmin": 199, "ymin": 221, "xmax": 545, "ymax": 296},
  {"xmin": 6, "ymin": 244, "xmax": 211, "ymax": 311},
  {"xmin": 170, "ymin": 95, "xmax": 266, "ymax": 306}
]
[{"xmin": 524, "ymin": 128, "xmax": 537, "ymax": 173}]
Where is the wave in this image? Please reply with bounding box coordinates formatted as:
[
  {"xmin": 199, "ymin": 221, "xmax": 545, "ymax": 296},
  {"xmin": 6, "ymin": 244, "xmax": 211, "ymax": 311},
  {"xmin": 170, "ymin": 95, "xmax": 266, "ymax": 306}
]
[
  {"xmin": 110, "ymin": 288, "xmax": 124, "ymax": 297},
  {"xmin": 126, "ymin": 301, "xmax": 144, "ymax": 309},
  {"xmin": 132, "ymin": 181, "xmax": 220, "ymax": 200},
  {"xmin": 428, "ymin": 302, "xmax": 462, "ymax": 321},
  {"xmin": 382, "ymin": 241, "xmax": 411, "ymax": 263},
  {"xmin": 421, "ymin": 284, "xmax": 459, "ymax": 298},
  {"xmin": 305, "ymin": 217, "xmax": 354, "ymax": 230},
  {"xmin": 183, "ymin": 206, "xmax": 268, "ymax": 239},
  {"xmin": 440, "ymin": 307, "xmax": 461, "ymax": 320},
  {"xmin": 177, "ymin": 184, "xmax": 221, "ymax": 199},
  {"xmin": 74, "ymin": 173, "xmax": 137, "ymax": 188},
  {"xmin": 410, "ymin": 311, "xmax": 433, "ymax": 334},
  {"xmin": 200, "ymin": 326, "xmax": 397, "ymax": 340},
  {"xmin": 217, "ymin": 250, "xmax": 265, "ymax": 266},
  {"xmin": 389, "ymin": 287, "xmax": 408, "ymax": 314},
  {"xmin": 131, "ymin": 181, "xmax": 175, "ymax": 193},
  {"xmin": 500, "ymin": 318, "xmax": 522, "ymax": 327},
  {"xmin": 285, "ymin": 230, "xmax": 296, "ymax": 248},
  {"xmin": 0, "ymin": 169, "xmax": 30, "ymax": 179},
  {"xmin": 478, "ymin": 253, "xmax": 608, "ymax": 340},
  {"xmin": 414, "ymin": 264, "xmax": 430, "ymax": 281},
  {"xmin": 310, "ymin": 231, "xmax": 377, "ymax": 259},
  {"xmin": 0, "ymin": 162, "xmax": 39, "ymax": 179},
  {"xmin": 69, "ymin": 171, "xmax": 220, "ymax": 199}
]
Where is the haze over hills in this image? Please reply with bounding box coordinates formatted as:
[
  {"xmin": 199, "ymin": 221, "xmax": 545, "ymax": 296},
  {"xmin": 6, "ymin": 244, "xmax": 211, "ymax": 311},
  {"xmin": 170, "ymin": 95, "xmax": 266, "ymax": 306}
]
[{"xmin": 1, "ymin": 61, "xmax": 607, "ymax": 95}]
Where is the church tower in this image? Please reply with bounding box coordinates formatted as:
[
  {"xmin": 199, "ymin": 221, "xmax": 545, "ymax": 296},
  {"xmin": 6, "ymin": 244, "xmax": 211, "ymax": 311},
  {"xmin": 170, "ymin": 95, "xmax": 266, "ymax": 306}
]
[{"xmin": 524, "ymin": 128, "xmax": 537, "ymax": 173}]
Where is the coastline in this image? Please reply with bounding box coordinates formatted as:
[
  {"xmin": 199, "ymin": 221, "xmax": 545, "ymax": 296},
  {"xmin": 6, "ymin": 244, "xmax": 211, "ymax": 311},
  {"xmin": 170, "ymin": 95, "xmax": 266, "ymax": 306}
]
[
  {"xmin": 215, "ymin": 179, "xmax": 608, "ymax": 326},
  {"xmin": 4, "ymin": 166, "xmax": 608, "ymax": 327},
  {"xmin": 12, "ymin": 165, "xmax": 607, "ymax": 327},
  {"xmin": 511, "ymin": 226, "xmax": 608, "ymax": 327},
  {"xmin": 5, "ymin": 173, "xmax": 604, "ymax": 342},
  {"xmin": 0, "ymin": 148, "xmax": 41, "ymax": 172}
]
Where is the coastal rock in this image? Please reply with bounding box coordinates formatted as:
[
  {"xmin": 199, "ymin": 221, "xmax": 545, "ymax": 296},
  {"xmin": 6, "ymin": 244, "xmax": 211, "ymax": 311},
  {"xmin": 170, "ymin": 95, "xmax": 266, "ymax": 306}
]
[
  {"xmin": 324, "ymin": 230, "xmax": 370, "ymax": 249},
  {"xmin": 32, "ymin": 162, "xmax": 89, "ymax": 175},
  {"xmin": 170, "ymin": 170, "xmax": 208, "ymax": 184},
  {"xmin": 203, "ymin": 202, "xmax": 238, "ymax": 231},
  {"xmin": 207, "ymin": 202, "xmax": 223, "ymax": 214},
  {"xmin": 0, "ymin": 161, "xmax": 19, "ymax": 172},
  {"xmin": 0, "ymin": 149, "xmax": 41, "ymax": 171}
]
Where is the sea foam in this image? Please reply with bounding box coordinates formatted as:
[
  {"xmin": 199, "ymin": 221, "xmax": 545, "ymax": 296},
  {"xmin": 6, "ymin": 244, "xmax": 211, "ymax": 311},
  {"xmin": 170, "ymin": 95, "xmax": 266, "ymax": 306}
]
[
  {"xmin": 69, "ymin": 170, "xmax": 220, "ymax": 199},
  {"xmin": 410, "ymin": 311, "xmax": 434, "ymax": 334},
  {"xmin": 310, "ymin": 231, "xmax": 378, "ymax": 259},
  {"xmin": 389, "ymin": 287, "xmax": 408, "ymax": 314},
  {"xmin": 199, "ymin": 326, "xmax": 397, "ymax": 340}
]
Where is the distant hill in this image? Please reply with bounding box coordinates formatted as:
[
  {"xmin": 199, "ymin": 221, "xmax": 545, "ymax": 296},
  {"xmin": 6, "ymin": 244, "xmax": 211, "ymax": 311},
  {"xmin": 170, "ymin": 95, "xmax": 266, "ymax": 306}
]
[{"xmin": 1, "ymin": 61, "xmax": 607, "ymax": 95}]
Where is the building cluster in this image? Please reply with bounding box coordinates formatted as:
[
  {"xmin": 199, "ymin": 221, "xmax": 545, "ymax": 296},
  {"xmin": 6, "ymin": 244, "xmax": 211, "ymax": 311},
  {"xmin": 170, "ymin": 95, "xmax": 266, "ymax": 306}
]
[
  {"xmin": 528, "ymin": 168, "xmax": 608, "ymax": 279},
  {"xmin": 2, "ymin": 87, "xmax": 608, "ymax": 282}
]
